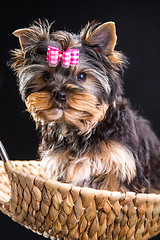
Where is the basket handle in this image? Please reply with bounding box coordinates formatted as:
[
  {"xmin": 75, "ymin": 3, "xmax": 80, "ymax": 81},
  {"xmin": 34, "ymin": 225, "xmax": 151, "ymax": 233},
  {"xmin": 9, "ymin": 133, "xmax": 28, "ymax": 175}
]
[
  {"xmin": 0, "ymin": 141, "xmax": 9, "ymax": 162},
  {"xmin": 0, "ymin": 141, "xmax": 13, "ymax": 180}
]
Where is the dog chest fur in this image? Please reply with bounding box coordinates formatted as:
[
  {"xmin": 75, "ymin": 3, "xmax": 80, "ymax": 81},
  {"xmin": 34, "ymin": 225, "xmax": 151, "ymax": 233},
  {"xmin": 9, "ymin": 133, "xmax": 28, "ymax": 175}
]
[{"xmin": 41, "ymin": 139, "xmax": 136, "ymax": 191}]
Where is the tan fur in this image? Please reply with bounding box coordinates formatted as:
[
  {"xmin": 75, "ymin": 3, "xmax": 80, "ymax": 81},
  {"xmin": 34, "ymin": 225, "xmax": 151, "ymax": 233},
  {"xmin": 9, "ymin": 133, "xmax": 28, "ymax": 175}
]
[
  {"xmin": 25, "ymin": 91, "xmax": 57, "ymax": 123},
  {"xmin": 26, "ymin": 89, "xmax": 109, "ymax": 134},
  {"xmin": 97, "ymin": 141, "xmax": 136, "ymax": 190},
  {"xmin": 41, "ymin": 140, "xmax": 136, "ymax": 191},
  {"xmin": 10, "ymin": 49, "xmax": 24, "ymax": 72},
  {"xmin": 26, "ymin": 91, "xmax": 53, "ymax": 111},
  {"xmin": 64, "ymin": 91, "xmax": 109, "ymax": 134}
]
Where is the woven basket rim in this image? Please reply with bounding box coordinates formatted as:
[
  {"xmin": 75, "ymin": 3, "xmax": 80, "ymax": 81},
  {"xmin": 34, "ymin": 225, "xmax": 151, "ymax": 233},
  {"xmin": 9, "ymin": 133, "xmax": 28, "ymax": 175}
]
[
  {"xmin": 0, "ymin": 159, "xmax": 160, "ymax": 240},
  {"xmin": 2, "ymin": 159, "xmax": 160, "ymax": 197}
]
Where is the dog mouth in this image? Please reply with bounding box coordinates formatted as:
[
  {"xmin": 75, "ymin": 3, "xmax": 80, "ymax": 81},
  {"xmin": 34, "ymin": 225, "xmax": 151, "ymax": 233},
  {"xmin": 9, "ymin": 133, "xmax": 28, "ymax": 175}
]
[
  {"xmin": 43, "ymin": 108, "xmax": 64, "ymax": 121},
  {"xmin": 54, "ymin": 101, "xmax": 66, "ymax": 110},
  {"xmin": 43, "ymin": 103, "xmax": 66, "ymax": 121},
  {"xmin": 26, "ymin": 90, "xmax": 108, "ymax": 134},
  {"xmin": 25, "ymin": 90, "xmax": 70, "ymax": 122}
]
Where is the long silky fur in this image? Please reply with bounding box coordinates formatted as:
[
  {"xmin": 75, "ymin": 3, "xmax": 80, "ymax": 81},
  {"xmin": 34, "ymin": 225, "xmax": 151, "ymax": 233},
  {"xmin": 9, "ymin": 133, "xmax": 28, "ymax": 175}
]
[{"xmin": 9, "ymin": 20, "xmax": 160, "ymax": 192}]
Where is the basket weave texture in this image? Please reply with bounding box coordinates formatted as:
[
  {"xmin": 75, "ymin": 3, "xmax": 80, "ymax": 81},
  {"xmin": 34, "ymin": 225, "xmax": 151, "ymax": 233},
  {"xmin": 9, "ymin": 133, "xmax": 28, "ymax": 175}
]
[{"xmin": 0, "ymin": 160, "xmax": 160, "ymax": 240}]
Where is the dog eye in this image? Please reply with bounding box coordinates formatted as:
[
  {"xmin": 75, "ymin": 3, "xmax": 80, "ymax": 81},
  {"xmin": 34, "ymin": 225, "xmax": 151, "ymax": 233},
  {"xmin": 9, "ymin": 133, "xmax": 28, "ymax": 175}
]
[
  {"xmin": 76, "ymin": 72, "xmax": 87, "ymax": 82},
  {"xmin": 43, "ymin": 72, "xmax": 53, "ymax": 83}
]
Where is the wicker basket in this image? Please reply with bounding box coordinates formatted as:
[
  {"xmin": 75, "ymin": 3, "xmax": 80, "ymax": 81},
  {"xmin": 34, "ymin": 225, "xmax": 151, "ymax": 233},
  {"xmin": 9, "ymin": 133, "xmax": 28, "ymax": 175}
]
[{"xmin": 0, "ymin": 159, "xmax": 160, "ymax": 240}]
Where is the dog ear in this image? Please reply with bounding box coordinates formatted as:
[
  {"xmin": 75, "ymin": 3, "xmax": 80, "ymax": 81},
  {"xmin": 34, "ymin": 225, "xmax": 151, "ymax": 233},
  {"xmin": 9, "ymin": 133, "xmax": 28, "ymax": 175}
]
[
  {"xmin": 82, "ymin": 22, "xmax": 117, "ymax": 53},
  {"xmin": 13, "ymin": 28, "xmax": 38, "ymax": 51}
]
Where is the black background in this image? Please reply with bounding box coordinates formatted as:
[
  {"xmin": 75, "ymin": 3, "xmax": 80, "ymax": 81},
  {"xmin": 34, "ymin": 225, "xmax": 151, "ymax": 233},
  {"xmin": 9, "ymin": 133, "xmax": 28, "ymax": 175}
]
[{"xmin": 0, "ymin": 1, "xmax": 160, "ymax": 239}]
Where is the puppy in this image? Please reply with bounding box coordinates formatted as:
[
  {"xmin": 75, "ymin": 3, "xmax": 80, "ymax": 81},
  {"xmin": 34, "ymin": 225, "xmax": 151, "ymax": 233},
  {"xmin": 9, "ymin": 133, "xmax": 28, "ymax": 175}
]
[{"xmin": 10, "ymin": 20, "xmax": 160, "ymax": 192}]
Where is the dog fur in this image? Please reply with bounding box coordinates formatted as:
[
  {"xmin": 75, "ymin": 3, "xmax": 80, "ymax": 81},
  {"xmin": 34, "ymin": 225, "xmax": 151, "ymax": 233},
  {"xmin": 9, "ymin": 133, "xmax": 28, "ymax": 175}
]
[{"xmin": 10, "ymin": 20, "xmax": 160, "ymax": 192}]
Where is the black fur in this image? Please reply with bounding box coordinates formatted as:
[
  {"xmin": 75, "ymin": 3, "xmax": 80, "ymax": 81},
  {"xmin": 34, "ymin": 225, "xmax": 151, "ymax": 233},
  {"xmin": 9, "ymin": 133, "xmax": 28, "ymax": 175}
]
[
  {"xmin": 10, "ymin": 20, "xmax": 160, "ymax": 192},
  {"xmin": 38, "ymin": 99, "xmax": 160, "ymax": 192}
]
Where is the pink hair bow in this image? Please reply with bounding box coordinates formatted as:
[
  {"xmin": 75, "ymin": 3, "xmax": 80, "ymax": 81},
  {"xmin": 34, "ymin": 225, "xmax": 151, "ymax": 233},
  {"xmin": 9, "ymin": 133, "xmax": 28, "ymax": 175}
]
[{"xmin": 46, "ymin": 46, "xmax": 79, "ymax": 68}]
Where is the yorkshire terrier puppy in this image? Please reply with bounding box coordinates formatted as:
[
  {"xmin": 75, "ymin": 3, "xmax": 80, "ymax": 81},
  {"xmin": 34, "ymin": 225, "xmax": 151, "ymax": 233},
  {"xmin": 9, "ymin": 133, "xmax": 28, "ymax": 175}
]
[{"xmin": 10, "ymin": 20, "xmax": 160, "ymax": 192}]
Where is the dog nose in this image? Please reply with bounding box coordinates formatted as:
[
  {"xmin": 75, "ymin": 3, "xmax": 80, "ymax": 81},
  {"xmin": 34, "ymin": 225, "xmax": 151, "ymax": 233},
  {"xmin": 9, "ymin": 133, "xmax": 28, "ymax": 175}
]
[{"xmin": 54, "ymin": 91, "xmax": 66, "ymax": 103}]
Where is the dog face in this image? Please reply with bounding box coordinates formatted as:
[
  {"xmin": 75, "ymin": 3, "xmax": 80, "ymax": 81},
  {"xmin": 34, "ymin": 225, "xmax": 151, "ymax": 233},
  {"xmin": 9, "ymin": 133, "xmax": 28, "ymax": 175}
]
[{"xmin": 11, "ymin": 20, "xmax": 126, "ymax": 134}]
